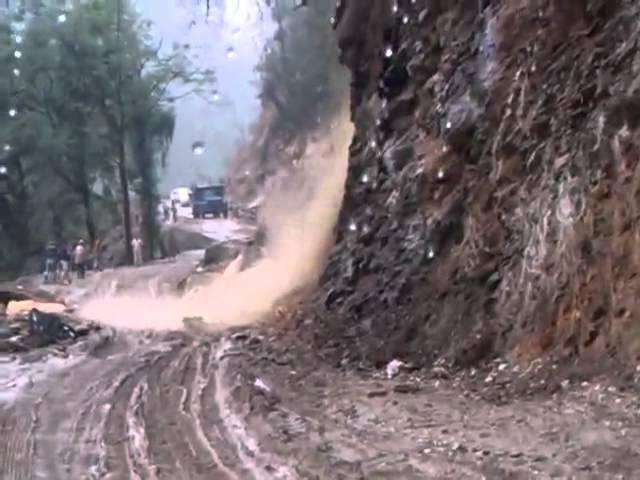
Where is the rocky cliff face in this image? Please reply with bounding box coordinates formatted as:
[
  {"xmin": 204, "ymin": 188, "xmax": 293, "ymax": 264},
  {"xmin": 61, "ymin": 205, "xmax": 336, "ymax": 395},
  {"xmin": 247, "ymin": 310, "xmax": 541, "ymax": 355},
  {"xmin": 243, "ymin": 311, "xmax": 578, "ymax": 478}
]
[{"xmin": 304, "ymin": 0, "xmax": 640, "ymax": 376}]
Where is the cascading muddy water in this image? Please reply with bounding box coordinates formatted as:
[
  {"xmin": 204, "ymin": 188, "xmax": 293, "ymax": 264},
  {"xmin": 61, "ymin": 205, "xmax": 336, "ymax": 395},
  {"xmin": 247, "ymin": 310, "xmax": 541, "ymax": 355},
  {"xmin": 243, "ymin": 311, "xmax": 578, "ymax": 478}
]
[{"xmin": 77, "ymin": 99, "xmax": 353, "ymax": 331}]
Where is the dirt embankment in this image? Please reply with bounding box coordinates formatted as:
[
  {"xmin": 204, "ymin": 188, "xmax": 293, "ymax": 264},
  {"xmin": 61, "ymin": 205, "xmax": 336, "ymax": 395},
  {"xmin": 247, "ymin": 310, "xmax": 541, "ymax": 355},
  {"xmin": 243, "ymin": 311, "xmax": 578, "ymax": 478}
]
[{"xmin": 300, "ymin": 0, "xmax": 640, "ymax": 380}]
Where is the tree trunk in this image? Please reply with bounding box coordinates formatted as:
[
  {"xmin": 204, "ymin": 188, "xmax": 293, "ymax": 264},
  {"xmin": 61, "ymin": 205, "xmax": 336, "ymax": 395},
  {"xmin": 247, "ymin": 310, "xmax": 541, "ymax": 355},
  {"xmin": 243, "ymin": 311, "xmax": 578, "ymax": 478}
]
[
  {"xmin": 139, "ymin": 173, "xmax": 157, "ymax": 261},
  {"xmin": 115, "ymin": 0, "xmax": 133, "ymax": 265},
  {"xmin": 3, "ymin": 156, "xmax": 32, "ymax": 254},
  {"xmin": 80, "ymin": 183, "xmax": 96, "ymax": 245},
  {"xmin": 75, "ymin": 132, "xmax": 96, "ymax": 245},
  {"xmin": 138, "ymin": 156, "xmax": 158, "ymax": 261},
  {"xmin": 142, "ymin": 195, "xmax": 157, "ymax": 260},
  {"xmin": 118, "ymin": 141, "xmax": 133, "ymax": 265}
]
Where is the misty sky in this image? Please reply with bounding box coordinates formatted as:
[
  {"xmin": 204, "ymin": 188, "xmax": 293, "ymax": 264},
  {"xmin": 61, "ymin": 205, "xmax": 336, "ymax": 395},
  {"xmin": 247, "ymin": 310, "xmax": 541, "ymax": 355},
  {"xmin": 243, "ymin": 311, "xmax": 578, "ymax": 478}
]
[{"xmin": 134, "ymin": 0, "xmax": 274, "ymax": 193}]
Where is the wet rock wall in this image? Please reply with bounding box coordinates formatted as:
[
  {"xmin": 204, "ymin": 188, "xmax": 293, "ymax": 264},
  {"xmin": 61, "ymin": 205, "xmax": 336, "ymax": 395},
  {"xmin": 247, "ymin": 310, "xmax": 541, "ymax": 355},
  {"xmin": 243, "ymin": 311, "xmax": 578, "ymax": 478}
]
[{"xmin": 305, "ymin": 0, "xmax": 640, "ymax": 374}]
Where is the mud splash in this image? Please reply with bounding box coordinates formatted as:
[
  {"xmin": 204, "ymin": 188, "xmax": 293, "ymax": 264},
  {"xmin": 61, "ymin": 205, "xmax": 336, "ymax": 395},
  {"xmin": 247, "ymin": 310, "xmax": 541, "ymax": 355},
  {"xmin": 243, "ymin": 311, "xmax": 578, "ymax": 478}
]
[{"xmin": 77, "ymin": 102, "xmax": 353, "ymax": 332}]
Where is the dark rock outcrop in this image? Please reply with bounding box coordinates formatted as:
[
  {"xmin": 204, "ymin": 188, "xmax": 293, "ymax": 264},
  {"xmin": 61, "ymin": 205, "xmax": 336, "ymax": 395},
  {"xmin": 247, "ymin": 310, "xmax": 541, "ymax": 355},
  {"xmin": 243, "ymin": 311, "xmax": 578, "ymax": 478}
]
[
  {"xmin": 159, "ymin": 225, "xmax": 213, "ymax": 258},
  {"xmin": 303, "ymin": 0, "xmax": 640, "ymax": 376},
  {"xmin": 203, "ymin": 242, "xmax": 240, "ymax": 267}
]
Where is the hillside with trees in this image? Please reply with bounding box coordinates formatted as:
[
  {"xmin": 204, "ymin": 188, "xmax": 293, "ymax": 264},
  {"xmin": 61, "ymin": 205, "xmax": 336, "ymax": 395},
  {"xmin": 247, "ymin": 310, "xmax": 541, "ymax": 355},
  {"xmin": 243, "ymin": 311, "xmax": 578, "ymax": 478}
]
[{"xmin": 0, "ymin": 0, "xmax": 213, "ymax": 275}]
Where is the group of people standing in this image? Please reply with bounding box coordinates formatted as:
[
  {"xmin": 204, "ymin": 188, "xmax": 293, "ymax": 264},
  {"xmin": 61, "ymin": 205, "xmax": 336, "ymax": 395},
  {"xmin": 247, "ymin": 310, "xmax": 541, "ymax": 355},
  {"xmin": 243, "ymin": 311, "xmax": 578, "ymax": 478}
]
[
  {"xmin": 43, "ymin": 235, "xmax": 147, "ymax": 284},
  {"xmin": 160, "ymin": 200, "xmax": 178, "ymax": 224},
  {"xmin": 43, "ymin": 238, "xmax": 103, "ymax": 284}
]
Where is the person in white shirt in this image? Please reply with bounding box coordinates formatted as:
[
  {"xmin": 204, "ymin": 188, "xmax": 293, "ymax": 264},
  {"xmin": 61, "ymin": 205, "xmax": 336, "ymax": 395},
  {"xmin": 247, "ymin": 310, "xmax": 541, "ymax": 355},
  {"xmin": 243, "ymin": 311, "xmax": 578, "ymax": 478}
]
[
  {"xmin": 132, "ymin": 237, "xmax": 144, "ymax": 266},
  {"xmin": 74, "ymin": 239, "xmax": 87, "ymax": 279}
]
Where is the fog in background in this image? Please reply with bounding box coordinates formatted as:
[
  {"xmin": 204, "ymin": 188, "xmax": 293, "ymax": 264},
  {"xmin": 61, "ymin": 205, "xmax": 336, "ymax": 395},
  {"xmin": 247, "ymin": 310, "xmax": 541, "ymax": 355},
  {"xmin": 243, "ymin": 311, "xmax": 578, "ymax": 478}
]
[{"xmin": 134, "ymin": 0, "xmax": 274, "ymax": 193}]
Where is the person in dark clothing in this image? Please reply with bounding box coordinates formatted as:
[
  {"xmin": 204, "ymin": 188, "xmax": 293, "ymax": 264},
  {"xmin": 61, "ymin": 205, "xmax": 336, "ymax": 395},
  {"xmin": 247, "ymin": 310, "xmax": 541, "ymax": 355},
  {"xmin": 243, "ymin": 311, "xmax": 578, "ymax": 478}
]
[
  {"xmin": 43, "ymin": 241, "xmax": 58, "ymax": 284},
  {"xmin": 57, "ymin": 243, "xmax": 71, "ymax": 284},
  {"xmin": 171, "ymin": 200, "xmax": 178, "ymax": 223}
]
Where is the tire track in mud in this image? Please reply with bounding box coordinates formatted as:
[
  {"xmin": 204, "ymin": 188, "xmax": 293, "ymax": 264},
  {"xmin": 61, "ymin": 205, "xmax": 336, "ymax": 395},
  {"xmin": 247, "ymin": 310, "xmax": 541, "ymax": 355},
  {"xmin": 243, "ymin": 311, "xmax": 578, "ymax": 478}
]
[
  {"xmin": 213, "ymin": 339, "xmax": 298, "ymax": 480},
  {"xmin": 0, "ymin": 407, "xmax": 37, "ymax": 480},
  {"xmin": 141, "ymin": 345, "xmax": 212, "ymax": 479},
  {"xmin": 0, "ymin": 332, "xmax": 284, "ymax": 480},
  {"xmin": 189, "ymin": 344, "xmax": 245, "ymax": 480},
  {"xmin": 102, "ymin": 347, "xmax": 183, "ymax": 479},
  {"xmin": 197, "ymin": 343, "xmax": 254, "ymax": 479}
]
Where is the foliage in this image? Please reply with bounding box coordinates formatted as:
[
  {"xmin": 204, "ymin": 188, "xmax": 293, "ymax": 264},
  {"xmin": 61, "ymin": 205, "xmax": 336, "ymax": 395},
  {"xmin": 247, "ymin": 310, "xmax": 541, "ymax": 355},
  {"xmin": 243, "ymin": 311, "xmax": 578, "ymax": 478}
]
[
  {"xmin": 256, "ymin": 0, "xmax": 346, "ymax": 135},
  {"xmin": 226, "ymin": 0, "xmax": 346, "ymax": 203},
  {"xmin": 0, "ymin": 0, "xmax": 213, "ymax": 273}
]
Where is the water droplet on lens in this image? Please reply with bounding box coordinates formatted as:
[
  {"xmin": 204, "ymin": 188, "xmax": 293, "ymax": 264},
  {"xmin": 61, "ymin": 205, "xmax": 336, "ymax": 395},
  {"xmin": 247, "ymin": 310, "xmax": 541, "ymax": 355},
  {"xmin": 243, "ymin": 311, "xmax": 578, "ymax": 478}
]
[{"xmin": 191, "ymin": 141, "xmax": 205, "ymax": 155}]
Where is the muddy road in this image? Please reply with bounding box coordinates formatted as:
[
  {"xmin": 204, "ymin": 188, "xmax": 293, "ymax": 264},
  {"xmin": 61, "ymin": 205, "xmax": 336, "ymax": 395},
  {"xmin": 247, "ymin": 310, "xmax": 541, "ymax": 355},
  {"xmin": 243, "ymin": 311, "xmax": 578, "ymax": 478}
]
[
  {"xmin": 1, "ymin": 219, "xmax": 640, "ymax": 479},
  {"xmin": 2, "ymin": 325, "xmax": 640, "ymax": 480},
  {"xmin": 0, "ymin": 331, "xmax": 290, "ymax": 480}
]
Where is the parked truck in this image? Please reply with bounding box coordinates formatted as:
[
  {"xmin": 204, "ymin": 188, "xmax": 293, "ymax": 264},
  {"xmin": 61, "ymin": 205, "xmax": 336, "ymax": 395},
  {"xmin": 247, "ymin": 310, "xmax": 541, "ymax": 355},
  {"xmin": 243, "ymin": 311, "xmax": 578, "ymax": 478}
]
[{"xmin": 192, "ymin": 184, "xmax": 228, "ymax": 219}]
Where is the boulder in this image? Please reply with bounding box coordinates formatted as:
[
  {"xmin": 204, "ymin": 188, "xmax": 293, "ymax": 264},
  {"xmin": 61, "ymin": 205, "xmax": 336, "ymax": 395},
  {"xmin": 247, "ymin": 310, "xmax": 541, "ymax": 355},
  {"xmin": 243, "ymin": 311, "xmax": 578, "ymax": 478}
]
[
  {"xmin": 159, "ymin": 225, "xmax": 213, "ymax": 258},
  {"xmin": 203, "ymin": 241, "xmax": 240, "ymax": 266}
]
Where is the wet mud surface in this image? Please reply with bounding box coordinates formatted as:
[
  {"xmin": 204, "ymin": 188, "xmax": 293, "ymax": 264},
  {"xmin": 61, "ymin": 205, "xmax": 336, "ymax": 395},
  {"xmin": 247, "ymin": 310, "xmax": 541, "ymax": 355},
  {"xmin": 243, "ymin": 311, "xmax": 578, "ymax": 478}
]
[
  {"xmin": 2, "ymin": 324, "xmax": 639, "ymax": 479},
  {"xmin": 1, "ymin": 247, "xmax": 639, "ymax": 479},
  {"xmin": 225, "ymin": 334, "xmax": 640, "ymax": 479}
]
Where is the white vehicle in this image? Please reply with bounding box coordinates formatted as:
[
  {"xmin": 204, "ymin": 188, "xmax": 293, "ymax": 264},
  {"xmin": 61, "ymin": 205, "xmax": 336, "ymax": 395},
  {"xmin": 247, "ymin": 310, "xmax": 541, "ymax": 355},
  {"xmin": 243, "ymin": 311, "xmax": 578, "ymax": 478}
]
[{"xmin": 169, "ymin": 187, "xmax": 192, "ymax": 206}]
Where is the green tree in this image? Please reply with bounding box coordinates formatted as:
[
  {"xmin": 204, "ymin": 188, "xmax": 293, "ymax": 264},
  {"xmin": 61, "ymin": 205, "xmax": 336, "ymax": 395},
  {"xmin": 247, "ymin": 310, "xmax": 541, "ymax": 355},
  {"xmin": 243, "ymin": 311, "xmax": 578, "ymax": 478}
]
[
  {"xmin": 257, "ymin": 0, "xmax": 345, "ymax": 133},
  {"xmin": 130, "ymin": 101, "xmax": 175, "ymax": 259},
  {"xmin": 87, "ymin": 0, "xmax": 213, "ymax": 263},
  {"xmin": 249, "ymin": 0, "xmax": 345, "ymax": 169},
  {"xmin": 0, "ymin": 0, "xmax": 214, "ymax": 273}
]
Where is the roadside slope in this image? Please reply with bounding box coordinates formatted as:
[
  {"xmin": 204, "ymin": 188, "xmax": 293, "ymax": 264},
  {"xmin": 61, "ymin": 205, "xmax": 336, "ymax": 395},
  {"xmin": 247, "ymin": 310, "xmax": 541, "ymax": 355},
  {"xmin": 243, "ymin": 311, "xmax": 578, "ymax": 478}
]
[{"xmin": 304, "ymin": 0, "xmax": 640, "ymax": 378}]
